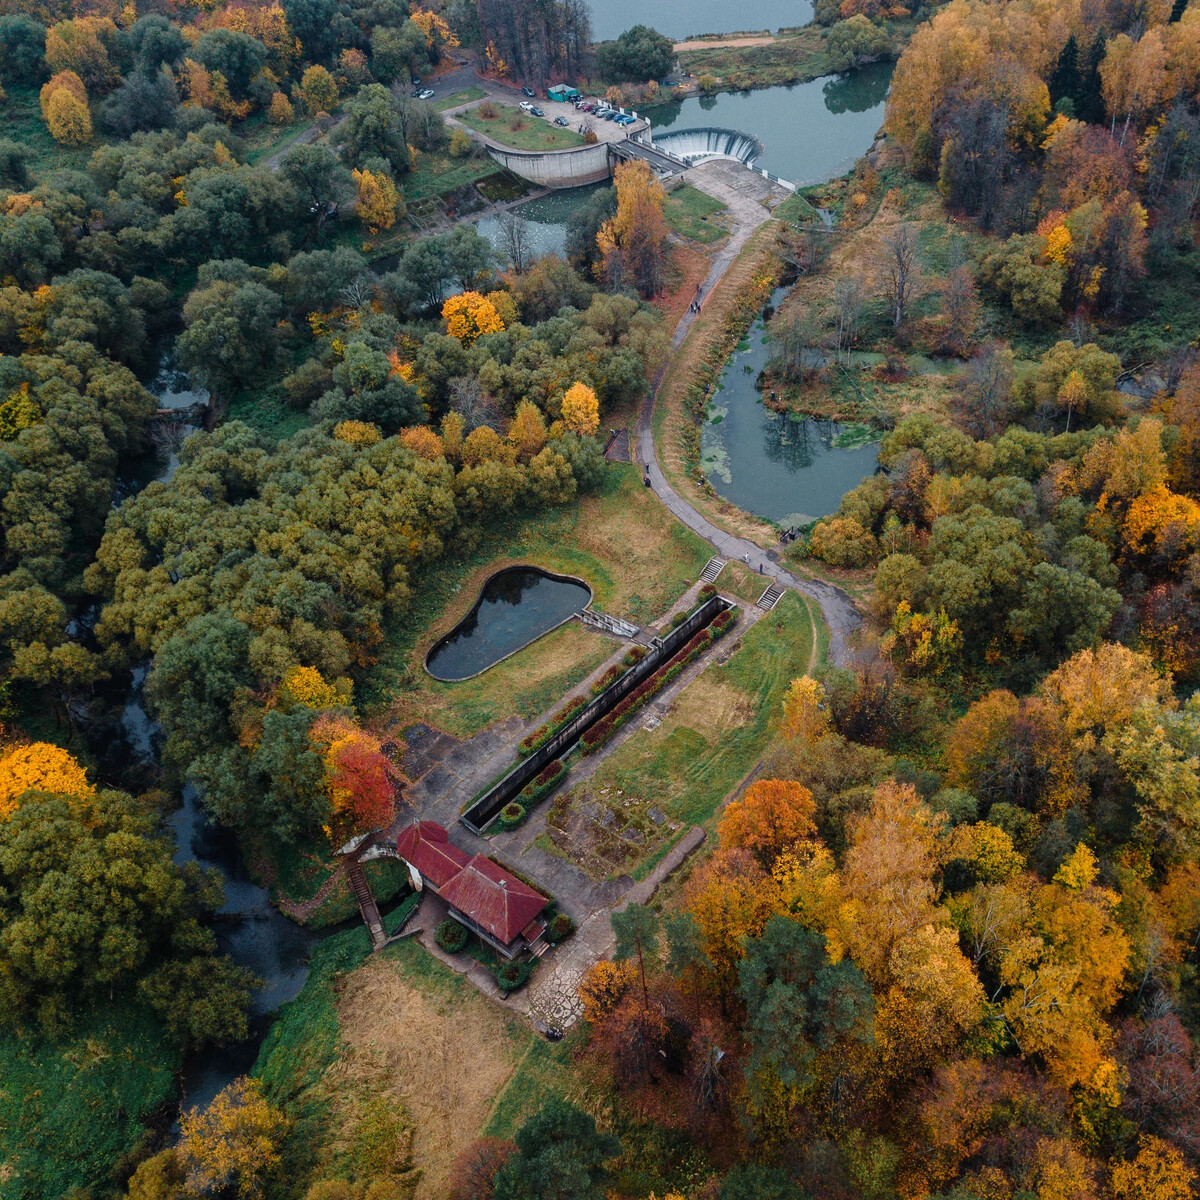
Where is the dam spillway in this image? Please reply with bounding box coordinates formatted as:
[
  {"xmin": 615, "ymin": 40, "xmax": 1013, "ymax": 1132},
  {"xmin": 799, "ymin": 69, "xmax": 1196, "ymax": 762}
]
[{"xmin": 649, "ymin": 126, "xmax": 764, "ymax": 167}]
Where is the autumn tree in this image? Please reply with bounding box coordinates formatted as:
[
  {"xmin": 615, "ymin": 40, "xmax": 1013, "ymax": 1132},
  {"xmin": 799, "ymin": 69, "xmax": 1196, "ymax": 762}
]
[
  {"xmin": 352, "ymin": 168, "xmax": 401, "ymax": 234},
  {"xmin": 300, "ymin": 64, "xmax": 338, "ymax": 115},
  {"xmin": 0, "ymin": 741, "xmax": 93, "ymax": 819},
  {"xmin": 507, "ymin": 400, "xmax": 549, "ymax": 460},
  {"xmin": 597, "ymin": 159, "xmax": 669, "ymax": 298},
  {"xmin": 442, "ymin": 291, "xmax": 504, "ymax": 345},
  {"xmin": 561, "ymin": 381, "xmax": 600, "ymax": 436},
  {"xmin": 1109, "ymin": 1135, "xmax": 1196, "ymax": 1200},
  {"xmin": 43, "ymin": 78, "xmax": 92, "ymax": 145},
  {"xmin": 309, "ymin": 714, "xmax": 397, "ymax": 842},
  {"xmin": 449, "ymin": 1138, "xmax": 517, "ymax": 1200},
  {"xmin": 177, "ymin": 1077, "xmax": 285, "ymax": 1200},
  {"xmin": 718, "ymin": 779, "xmax": 817, "ymax": 865}
]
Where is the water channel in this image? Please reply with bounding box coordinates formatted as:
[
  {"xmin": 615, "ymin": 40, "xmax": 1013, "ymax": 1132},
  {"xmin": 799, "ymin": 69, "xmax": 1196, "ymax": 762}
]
[
  {"xmin": 588, "ymin": 0, "xmax": 813, "ymax": 42},
  {"xmin": 425, "ymin": 566, "xmax": 592, "ymax": 681},
  {"xmin": 700, "ymin": 288, "xmax": 881, "ymax": 526}
]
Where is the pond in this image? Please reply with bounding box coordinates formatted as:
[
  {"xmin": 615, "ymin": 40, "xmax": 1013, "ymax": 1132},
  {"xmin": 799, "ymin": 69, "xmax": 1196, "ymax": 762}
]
[
  {"xmin": 474, "ymin": 182, "xmax": 605, "ymax": 265},
  {"xmin": 588, "ymin": 0, "xmax": 813, "ymax": 41},
  {"xmin": 426, "ymin": 566, "xmax": 592, "ymax": 682},
  {"xmin": 700, "ymin": 288, "xmax": 880, "ymax": 526},
  {"xmin": 647, "ymin": 63, "xmax": 893, "ymax": 185}
]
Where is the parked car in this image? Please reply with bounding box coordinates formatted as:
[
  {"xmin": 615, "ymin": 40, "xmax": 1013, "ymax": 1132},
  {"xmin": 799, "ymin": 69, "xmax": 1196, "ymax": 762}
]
[
  {"xmin": 411, "ymin": 77, "xmax": 421, "ymax": 85},
  {"xmin": 554, "ymin": 115, "xmax": 570, "ymax": 127},
  {"xmin": 418, "ymin": 89, "xmax": 434, "ymax": 100},
  {"xmin": 531, "ymin": 106, "xmax": 545, "ymax": 117},
  {"xmin": 519, "ymin": 101, "xmax": 535, "ymax": 112},
  {"xmin": 617, "ymin": 114, "xmax": 635, "ymax": 125},
  {"xmin": 410, "ymin": 88, "xmax": 422, "ymax": 98},
  {"xmin": 522, "ymin": 85, "xmax": 536, "ymax": 97}
]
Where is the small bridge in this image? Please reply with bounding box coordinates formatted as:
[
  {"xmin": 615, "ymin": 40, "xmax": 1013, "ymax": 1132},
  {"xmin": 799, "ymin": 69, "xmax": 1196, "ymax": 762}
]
[{"xmin": 609, "ymin": 136, "xmax": 689, "ymax": 180}]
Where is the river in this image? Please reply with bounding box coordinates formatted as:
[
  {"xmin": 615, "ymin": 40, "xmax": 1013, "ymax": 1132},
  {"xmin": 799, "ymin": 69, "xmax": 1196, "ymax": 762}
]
[{"xmin": 588, "ymin": 0, "xmax": 813, "ymax": 41}]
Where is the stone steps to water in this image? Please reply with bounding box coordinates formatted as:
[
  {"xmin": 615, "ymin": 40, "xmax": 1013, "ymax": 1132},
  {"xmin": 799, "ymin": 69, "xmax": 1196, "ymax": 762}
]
[
  {"xmin": 757, "ymin": 582, "xmax": 784, "ymax": 611},
  {"xmin": 700, "ymin": 556, "xmax": 727, "ymax": 584}
]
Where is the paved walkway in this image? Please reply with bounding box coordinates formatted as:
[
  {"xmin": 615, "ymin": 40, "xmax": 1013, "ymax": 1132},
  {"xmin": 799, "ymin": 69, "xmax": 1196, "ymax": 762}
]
[{"xmin": 634, "ymin": 168, "xmax": 861, "ymax": 666}]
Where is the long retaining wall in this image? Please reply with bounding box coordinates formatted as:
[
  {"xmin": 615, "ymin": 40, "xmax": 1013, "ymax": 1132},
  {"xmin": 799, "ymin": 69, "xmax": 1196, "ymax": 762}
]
[
  {"xmin": 482, "ymin": 140, "xmax": 614, "ymax": 188},
  {"xmin": 460, "ymin": 594, "xmax": 732, "ymax": 833}
]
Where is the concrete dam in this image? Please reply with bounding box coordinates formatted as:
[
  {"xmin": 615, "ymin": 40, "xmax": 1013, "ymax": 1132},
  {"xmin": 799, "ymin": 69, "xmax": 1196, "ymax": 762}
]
[{"xmin": 649, "ymin": 127, "xmax": 764, "ymax": 167}]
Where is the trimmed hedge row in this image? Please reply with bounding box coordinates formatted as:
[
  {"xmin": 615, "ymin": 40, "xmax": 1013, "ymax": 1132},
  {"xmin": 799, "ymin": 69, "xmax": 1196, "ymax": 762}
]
[
  {"xmin": 499, "ymin": 802, "xmax": 526, "ymax": 830},
  {"xmin": 518, "ymin": 695, "xmax": 588, "ymax": 756},
  {"xmin": 580, "ymin": 609, "xmax": 737, "ymax": 755},
  {"xmin": 517, "ymin": 758, "xmax": 567, "ymax": 808}
]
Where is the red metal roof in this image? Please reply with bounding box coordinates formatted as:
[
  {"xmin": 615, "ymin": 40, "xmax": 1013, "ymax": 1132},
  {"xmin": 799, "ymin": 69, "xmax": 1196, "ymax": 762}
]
[
  {"xmin": 395, "ymin": 820, "xmax": 469, "ymax": 891},
  {"xmin": 438, "ymin": 854, "xmax": 548, "ymax": 946}
]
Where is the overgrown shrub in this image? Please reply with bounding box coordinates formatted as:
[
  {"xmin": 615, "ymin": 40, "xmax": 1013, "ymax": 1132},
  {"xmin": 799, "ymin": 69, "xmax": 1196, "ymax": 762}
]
[
  {"xmin": 436, "ymin": 919, "xmax": 468, "ymax": 953},
  {"xmin": 547, "ymin": 912, "xmax": 575, "ymax": 944},
  {"xmin": 623, "ymin": 645, "xmax": 648, "ymax": 666},
  {"xmin": 591, "ymin": 664, "xmax": 625, "ymax": 695},
  {"xmin": 517, "ymin": 759, "xmax": 568, "ymax": 809}
]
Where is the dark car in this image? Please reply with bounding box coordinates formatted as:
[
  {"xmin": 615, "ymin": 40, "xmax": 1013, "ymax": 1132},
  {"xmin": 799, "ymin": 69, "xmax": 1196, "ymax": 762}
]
[
  {"xmin": 531, "ymin": 106, "xmax": 545, "ymax": 117},
  {"xmin": 554, "ymin": 115, "xmax": 570, "ymax": 126},
  {"xmin": 522, "ymin": 85, "xmax": 536, "ymax": 97},
  {"xmin": 411, "ymin": 77, "xmax": 421, "ymax": 86}
]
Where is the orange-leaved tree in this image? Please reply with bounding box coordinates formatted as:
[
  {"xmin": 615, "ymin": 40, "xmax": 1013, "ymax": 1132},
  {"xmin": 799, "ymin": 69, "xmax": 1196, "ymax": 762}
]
[
  {"xmin": 352, "ymin": 168, "xmax": 401, "ymax": 234},
  {"xmin": 0, "ymin": 742, "xmax": 93, "ymax": 819},
  {"xmin": 717, "ymin": 779, "xmax": 817, "ymax": 865},
  {"xmin": 309, "ymin": 714, "xmax": 397, "ymax": 840}
]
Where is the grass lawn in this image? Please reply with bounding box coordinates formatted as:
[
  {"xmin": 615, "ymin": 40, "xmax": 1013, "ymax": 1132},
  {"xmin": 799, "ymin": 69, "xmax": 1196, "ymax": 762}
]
[
  {"xmin": 676, "ymin": 28, "xmax": 835, "ymax": 89},
  {"xmin": 402, "ymin": 147, "xmax": 497, "ymax": 202},
  {"xmin": 549, "ymin": 590, "xmax": 817, "ymax": 880},
  {"xmin": 363, "ymin": 464, "xmax": 712, "ymax": 735},
  {"xmin": 773, "ymin": 190, "xmax": 824, "ymax": 228},
  {"xmin": 259, "ymin": 929, "xmax": 581, "ymax": 1200},
  {"xmin": 455, "ymin": 103, "xmax": 586, "ymax": 151},
  {"xmin": 434, "ymin": 86, "xmax": 487, "ymax": 111},
  {"xmin": 240, "ymin": 111, "xmax": 315, "ymax": 166},
  {"xmin": 664, "ymin": 183, "xmax": 728, "ymax": 244}
]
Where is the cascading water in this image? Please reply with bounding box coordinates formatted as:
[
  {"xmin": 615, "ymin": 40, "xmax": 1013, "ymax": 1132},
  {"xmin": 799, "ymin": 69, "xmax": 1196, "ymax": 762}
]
[{"xmin": 650, "ymin": 127, "xmax": 764, "ymax": 167}]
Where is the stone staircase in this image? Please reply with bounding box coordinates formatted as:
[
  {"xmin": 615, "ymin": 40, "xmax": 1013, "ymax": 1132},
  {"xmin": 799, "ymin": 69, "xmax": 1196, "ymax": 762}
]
[
  {"xmin": 757, "ymin": 581, "xmax": 785, "ymax": 611},
  {"xmin": 699, "ymin": 556, "xmax": 727, "ymax": 584}
]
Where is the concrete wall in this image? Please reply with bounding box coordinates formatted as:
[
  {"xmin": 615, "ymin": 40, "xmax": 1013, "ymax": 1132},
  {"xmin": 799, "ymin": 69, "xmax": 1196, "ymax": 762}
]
[{"xmin": 482, "ymin": 141, "xmax": 614, "ymax": 188}]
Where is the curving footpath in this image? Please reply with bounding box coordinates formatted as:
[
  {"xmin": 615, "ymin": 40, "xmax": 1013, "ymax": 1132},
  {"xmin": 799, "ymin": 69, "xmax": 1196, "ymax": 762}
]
[{"xmin": 635, "ymin": 200, "xmax": 861, "ymax": 667}]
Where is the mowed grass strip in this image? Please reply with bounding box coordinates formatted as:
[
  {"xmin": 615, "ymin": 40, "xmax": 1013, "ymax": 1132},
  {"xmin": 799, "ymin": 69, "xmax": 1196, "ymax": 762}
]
[{"xmin": 455, "ymin": 103, "xmax": 585, "ymax": 151}]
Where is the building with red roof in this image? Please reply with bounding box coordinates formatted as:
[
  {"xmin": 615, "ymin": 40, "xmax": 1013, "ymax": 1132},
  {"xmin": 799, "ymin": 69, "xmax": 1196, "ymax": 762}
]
[{"xmin": 395, "ymin": 821, "xmax": 549, "ymax": 958}]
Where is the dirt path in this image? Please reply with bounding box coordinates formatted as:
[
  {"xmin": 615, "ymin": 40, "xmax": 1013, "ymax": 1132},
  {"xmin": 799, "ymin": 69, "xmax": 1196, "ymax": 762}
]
[{"xmin": 674, "ymin": 35, "xmax": 776, "ymax": 51}]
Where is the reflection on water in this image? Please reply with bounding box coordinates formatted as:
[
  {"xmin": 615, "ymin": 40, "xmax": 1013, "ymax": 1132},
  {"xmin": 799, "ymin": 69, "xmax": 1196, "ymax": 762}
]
[
  {"xmin": 649, "ymin": 63, "xmax": 893, "ymax": 185},
  {"xmin": 587, "ymin": 0, "xmax": 813, "ymax": 41},
  {"xmin": 426, "ymin": 567, "xmax": 591, "ymax": 682},
  {"xmin": 475, "ymin": 183, "xmax": 604, "ymax": 265},
  {"xmin": 701, "ymin": 288, "xmax": 880, "ymax": 525}
]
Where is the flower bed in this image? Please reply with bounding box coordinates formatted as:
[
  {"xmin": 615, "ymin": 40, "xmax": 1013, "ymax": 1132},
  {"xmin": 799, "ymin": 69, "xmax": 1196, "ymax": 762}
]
[
  {"xmin": 580, "ymin": 608, "xmax": 737, "ymax": 755},
  {"xmin": 517, "ymin": 759, "xmax": 567, "ymax": 807},
  {"xmin": 590, "ymin": 664, "xmax": 625, "ymax": 695},
  {"xmin": 499, "ymin": 802, "xmax": 526, "ymax": 830},
  {"xmin": 518, "ymin": 695, "xmax": 588, "ymax": 756}
]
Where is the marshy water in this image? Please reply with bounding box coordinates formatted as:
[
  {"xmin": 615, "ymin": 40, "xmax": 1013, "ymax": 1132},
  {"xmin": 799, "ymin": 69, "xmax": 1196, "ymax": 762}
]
[
  {"xmin": 700, "ymin": 289, "xmax": 881, "ymax": 526},
  {"xmin": 426, "ymin": 566, "xmax": 592, "ymax": 681}
]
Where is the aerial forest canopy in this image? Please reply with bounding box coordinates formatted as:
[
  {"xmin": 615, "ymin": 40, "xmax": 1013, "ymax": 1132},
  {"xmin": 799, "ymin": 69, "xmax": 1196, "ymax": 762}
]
[{"xmin": 0, "ymin": 0, "xmax": 1199, "ymax": 1198}]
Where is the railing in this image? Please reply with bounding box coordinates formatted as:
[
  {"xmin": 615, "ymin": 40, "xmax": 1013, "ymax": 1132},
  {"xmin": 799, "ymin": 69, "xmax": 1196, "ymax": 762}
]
[{"xmin": 460, "ymin": 595, "xmax": 731, "ymax": 833}]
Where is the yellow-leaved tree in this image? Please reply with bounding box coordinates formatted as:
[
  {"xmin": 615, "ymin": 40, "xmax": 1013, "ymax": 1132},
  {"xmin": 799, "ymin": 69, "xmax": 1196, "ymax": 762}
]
[
  {"xmin": 0, "ymin": 742, "xmax": 93, "ymax": 818},
  {"xmin": 442, "ymin": 291, "xmax": 504, "ymax": 345},
  {"xmin": 300, "ymin": 64, "xmax": 338, "ymax": 115},
  {"xmin": 560, "ymin": 381, "xmax": 599, "ymax": 436},
  {"xmin": 177, "ymin": 1077, "xmax": 285, "ymax": 1200},
  {"xmin": 352, "ymin": 168, "xmax": 401, "ymax": 234},
  {"xmin": 596, "ymin": 158, "xmax": 668, "ymax": 297}
]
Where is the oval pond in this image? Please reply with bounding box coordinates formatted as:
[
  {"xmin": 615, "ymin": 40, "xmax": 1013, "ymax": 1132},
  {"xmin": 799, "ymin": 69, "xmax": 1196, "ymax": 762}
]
[{"xmin": 426, "ymin": 566, "xmax": 593, "ymax": 681}]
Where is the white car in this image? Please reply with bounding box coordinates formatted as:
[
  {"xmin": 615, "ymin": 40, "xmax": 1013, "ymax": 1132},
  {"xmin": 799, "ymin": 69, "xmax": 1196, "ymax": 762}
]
[{"xmin": 519, "ymin": 101, "xmax": 535, "ymax": 112}]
